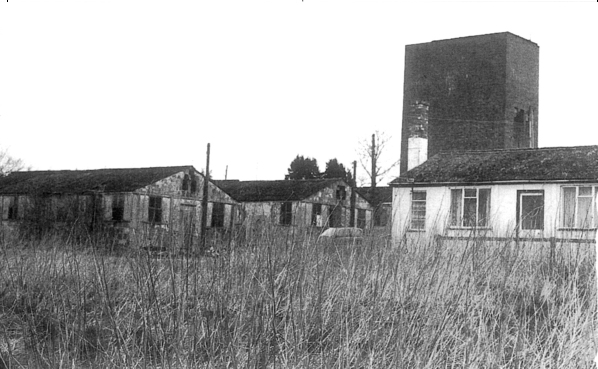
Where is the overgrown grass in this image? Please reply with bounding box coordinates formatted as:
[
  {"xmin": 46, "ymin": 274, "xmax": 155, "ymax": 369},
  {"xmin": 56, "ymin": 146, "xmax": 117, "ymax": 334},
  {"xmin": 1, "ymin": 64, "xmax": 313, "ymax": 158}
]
[{"xmin": 0, "ymin": 229, "xmax": 596, "ymax": 368}]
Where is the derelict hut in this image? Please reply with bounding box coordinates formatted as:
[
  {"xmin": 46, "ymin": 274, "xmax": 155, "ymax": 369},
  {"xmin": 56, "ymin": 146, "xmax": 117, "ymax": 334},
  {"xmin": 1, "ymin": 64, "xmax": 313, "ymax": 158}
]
[
  {"xmin": 390, "ymin": 146, "xmax": 598, "ymax": 259},
  {"xmin": 0, "ymin": 165, "xmax": 238, "ymax": 249},
  {"xmin": 356, "ymin": 186, "xmax": 393, "ymax": 230},
  {"xmin": 215, "ymin": 178, "xmax": 374, "ymax": 236}
]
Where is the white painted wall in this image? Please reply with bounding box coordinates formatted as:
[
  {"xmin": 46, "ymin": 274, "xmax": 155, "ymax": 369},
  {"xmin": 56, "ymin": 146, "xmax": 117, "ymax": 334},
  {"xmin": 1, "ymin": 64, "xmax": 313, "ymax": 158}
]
[
  {"xmin": 407, "ymin": 137, "xmax": 428, "ymax": 171},
  {"xmin": 392, "ymin": 182, "xmax": 598, "ymax": 243}
]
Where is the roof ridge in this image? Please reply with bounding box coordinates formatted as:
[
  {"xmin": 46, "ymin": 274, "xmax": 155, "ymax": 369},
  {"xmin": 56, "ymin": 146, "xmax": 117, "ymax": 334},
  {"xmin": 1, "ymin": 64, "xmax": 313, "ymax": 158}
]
[{"xmin": 438, "ymin": 145, "xmax": 598, "ymax": 156}]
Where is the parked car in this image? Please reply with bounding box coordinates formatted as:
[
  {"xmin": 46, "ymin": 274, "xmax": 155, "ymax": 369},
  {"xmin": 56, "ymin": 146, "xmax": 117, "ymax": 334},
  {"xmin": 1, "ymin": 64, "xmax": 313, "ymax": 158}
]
[{"xmin": 317, "ymin": 227, "xmax": 364, "ymax": 245}]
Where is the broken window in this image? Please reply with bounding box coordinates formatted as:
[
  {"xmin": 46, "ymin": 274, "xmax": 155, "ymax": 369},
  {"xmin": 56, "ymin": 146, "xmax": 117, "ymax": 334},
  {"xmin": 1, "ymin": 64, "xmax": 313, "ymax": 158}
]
[
  {"xmin": 182, "ymin": 174, "xmax": 190, "ymax": 191},
  {"xmin": 311, "ymin": 203, "xmax": 322, "ymax": 227},
  {"xmin": 112, "ymin": 194, "xmax": 125, "ymax": 222},
  {"xmin": 211, "ymin": 202, "xmax": 225, "ymax": 228},
  {"xmin": 280, "ymin": 202, "xmax": 292, "ymax": 226},
  {"xmin": 410, "ymin": 191, "xmax": 426, "ymax": 230},
  {"xmin": 336, "ymin": 186, "xmax": 346, "ymax": 200},
  {"xmin": 356, "ymin": 209, "xmax": 366, "ymax": 229},
  {"xmin": 519, "ymin": 191, "xmax": 544, "ymax": 230},
  {"xmin": 7, "ymin": 196, "xmax": 18, "ymax": 220},
  {"xmin": 450, "ymin": 188, "xmax": 491, "ymax": 228},
  {"xmin": 561, "ymin": 186, "xmax": 597, "ymax": 229},
  {"xmin": 148, "ymin": 196, "xmax": 162, "ymax": 224},
  {"xmin": 190, "ymin": 176, "xmax": 198, "ymax": 194}
]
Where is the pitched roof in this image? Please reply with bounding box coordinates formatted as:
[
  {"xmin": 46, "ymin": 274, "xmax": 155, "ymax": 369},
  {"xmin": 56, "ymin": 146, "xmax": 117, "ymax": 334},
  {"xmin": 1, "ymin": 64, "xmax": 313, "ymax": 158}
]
[
  {"xmin": 356, "ymin": 187, "xmax": 393, "ymax": 206},
  {"xmin": 214, "ymin": 179, "xmax": 344, "ymax": 202},
  {"xmin": 390, "ymin": 146, "xmax": 598, "ymax": 186},
  {"xmin": 0, "ymin": 166, "xmax": 194, "ymax": 195}
]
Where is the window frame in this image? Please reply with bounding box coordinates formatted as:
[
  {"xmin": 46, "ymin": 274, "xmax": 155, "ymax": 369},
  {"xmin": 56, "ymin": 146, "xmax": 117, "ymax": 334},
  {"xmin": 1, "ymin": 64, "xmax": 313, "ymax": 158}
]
[
  {"xmin": 211, "ymin": 202, "xmax": 226, "ymax": 228},
  {"xmin": 560, "ymin": 186, "xmax": 598, "ymax": 230},
  {"xmin": 280, "ymin": 202, "xmax": 293, "ymax": 226},
  {"xmin": 311, "ymin": 203, "xmax": 322, "ymax": 227},
  {"xmin": 148, "ymin": 196, "xmax": 163, "ymax": 224},
  {"xmin": 356, "ymin": 208, "xmax": 367, "ymax": 229},
  {"xmin": 449, "ymin": 187, "xmax": 492, "ymax": 229},
  {"xmin": 517, "ymin": 190, "xmax": 544, "ymax": 231},
  {"xmin": 112, "ymin": 194, "xmax": 125, "ymax": 222},
  {"xmin": 409, "ymin": 190, "xmax": 426, "ymax": 231}
]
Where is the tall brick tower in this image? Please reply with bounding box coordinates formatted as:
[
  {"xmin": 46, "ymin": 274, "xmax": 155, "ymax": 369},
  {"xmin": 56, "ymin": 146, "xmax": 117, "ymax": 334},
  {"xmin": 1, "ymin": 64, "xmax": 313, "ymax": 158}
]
[{"xmin": 400, "ymin": 32, "xmax": 539, "ymax": 174}]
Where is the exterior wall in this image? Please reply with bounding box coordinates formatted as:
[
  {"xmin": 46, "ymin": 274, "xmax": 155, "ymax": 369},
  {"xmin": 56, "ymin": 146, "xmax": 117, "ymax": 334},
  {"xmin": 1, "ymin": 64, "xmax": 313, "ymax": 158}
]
[
  {"xmin": 392, "ymin": 182, "xmax": 598, "ymax": 244},
  {"xmin": 236, "ymin": 180, "xmax": 374, "ymax": 231},
  {"xmin": 0, "ymin": 169, "xmax": 238, "ymax": 249},
  {"xmin": 400, "ymin": 33, "xmax": 539, "ymax": 174}
]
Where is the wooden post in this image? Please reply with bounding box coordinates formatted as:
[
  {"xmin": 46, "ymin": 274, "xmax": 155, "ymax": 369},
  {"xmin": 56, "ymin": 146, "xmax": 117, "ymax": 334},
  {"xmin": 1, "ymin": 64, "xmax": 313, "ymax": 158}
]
[
  {"xmin": 200, "ymin": 143, "xmax": 210, "ymax": 250},
  {"xmin": 549, "ymin": 236, "xmax": 556, "ymax": 273},
  {"xmin": 349, "ymin": 160, "xmax": 356, "ymax": 227}
]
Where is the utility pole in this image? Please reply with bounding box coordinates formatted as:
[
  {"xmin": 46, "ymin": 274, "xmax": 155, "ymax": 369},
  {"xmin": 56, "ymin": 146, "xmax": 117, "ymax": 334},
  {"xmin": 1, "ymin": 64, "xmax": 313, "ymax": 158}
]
[
  {"xmin": 350, "ymin": 160, "xmax": 357, "ymax": 227},
  {"xmin": 371, "ymin": 133, "xmax": 376, "ymax": 189},
  {"xmin": 200, "ymin": 143, "xmax": 210, "ymax": 250}
]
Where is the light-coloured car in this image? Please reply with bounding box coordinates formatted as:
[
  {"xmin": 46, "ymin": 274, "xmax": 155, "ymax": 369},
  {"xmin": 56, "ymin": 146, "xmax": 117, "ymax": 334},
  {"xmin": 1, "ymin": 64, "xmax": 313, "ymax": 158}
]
[{"xmin": 317, "ymin": 227, "xmax": 364, "ymax": 245}]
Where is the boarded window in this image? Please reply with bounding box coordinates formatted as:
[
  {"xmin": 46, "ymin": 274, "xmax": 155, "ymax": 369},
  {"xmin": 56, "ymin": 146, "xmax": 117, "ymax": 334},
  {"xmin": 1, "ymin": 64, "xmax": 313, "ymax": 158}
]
[
  {"xmin": 112, "ymin": 194, "xmax": 125, "ymax": 222},
  {"xmin": 519, "ymin": 191, "xmax": 544, "ymax": 230},
  {"xmin": 148, "ymin": 196, "xmax": 162, "ymax": 224},
  {"xmin": 410, "ymin": 191, "xmax": 426, "ymax": 230},
  {"xmin": 561, "ymin": 186, "xmax": 596, "ymax": 228},
  {"xmin": 356, "ymin": 209, "xmax": 366, "ymax": 229},
  {"xmin": 211, "ymin": 202, "xmax": 225, "ymax": 228},
  {"xmin": 450, "ymin": 188, "xmax": 491, "ymax": 228},
  {"xmin": 280, "ymin": 202, "xmax": 292, "ymax": 226},
  {"xmin": 311, "ymin": 203, "xmax": 322, "ymax": 227}
]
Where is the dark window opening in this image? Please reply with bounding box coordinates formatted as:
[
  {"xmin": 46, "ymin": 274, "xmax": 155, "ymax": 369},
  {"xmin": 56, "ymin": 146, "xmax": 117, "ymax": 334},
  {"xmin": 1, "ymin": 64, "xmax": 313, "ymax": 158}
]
[
  {"xmin": 182, "ymin": 174, "xmax": 190, "ymax": 191},
  {"xmin": 211, "ymin": 202, "xmax": 225, "ymax": 228},
  {"xmin": 280, "ymin": 202, "xmax": 292, "ymax": 226},
  {"xmin": 148, "ymin": 196, "xmax": 162, "ymax": 224},
  {"xmin": 328, "ymin": 205, "xmax": 342, "ymax": 228},
  {"xmin": 7, "ymin": 196, "xmax": 18, "ymax": 220},
  {"xmin": 112, "ymin": 194, "xmax": 125, "ymax": 222},
  {"xmin": 311, "ymin": 203, "xmax": 322, "ymax": 226},
  {"xmin": 190, "ymin": 176, "xmax": 198, "ymax": 194},
  {"xmin": 336, "ymin": 186, "xmax": 347, "ymax": 200},
  {"xmin": 356, "ymin": 209, "xmax": 366, "ymax": 229}
]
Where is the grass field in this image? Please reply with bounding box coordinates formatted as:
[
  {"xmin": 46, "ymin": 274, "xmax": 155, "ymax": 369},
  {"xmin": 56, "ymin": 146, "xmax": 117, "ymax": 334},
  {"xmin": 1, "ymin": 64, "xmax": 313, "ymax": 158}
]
[{"xmin": 0, "ymin": 229, "xmax": 596, "ymax": 368}]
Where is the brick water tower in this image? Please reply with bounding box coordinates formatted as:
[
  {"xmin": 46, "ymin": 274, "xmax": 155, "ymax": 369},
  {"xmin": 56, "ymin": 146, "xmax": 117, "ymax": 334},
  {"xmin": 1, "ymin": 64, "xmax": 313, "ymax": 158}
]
[{"xmin": 400, "ymin": 32, "xmax": 539, "ymax": 174}]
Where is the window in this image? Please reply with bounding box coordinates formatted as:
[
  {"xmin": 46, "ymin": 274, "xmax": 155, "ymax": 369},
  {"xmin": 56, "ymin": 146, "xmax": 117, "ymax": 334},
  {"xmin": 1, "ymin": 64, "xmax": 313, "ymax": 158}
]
[
  {"xmin": 112, "ymin": 194, "xmax": 125, "ymax": 222},
  {"xmin": 410, "ymin": 191, "xmax": 426, "ymax": 230},
  {"xmin": 336, "ymin": 186, "xmax": 346, "ymax": 200},
  {"xmin": 357, "ymin": 209, "xmax": 366, "ymax": 229},
  {"xmin": 190, "ymin": 176, "xmax": 198, "ymax": 194},
  {"xmin": 561, "ymin": 186, "xmax": 598, "ymax": 229},
  {"xmin": 518, "ymin": 191, "xmax": 544, "ymax": 230},
  {"xmin": 7, "ymin": 196, "xmax": 18, "ymax": 220},
  {"xmin": 182, "ymin": 174, "xmax": 190, "ymax": 191},
  {"xmin": 311, "ymin": 203, "xmax": 322, "ymax": 227},
  {"xmin": 148, "ymin": 196, "xmax": 162, "ymax": 224},
  {"xmin": 211, "ymin": 202, "xmax": 225, "ymax": 228},
  {"xmin": 450, "ymin": 188, "xmax": 491, "ymax": 228},
  {"xmin": 374, "ymin": 206, "xmax": 388, "ymax": 227},
  {"xmin": 280, "ymin": 202, "xmax": 292, "ymax": 226}
]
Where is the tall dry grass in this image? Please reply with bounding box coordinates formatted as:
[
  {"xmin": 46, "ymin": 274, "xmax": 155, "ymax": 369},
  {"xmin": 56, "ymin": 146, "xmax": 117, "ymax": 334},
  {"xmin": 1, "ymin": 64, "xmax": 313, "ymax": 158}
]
[{"xmin": 0, "ymin": 228, "xmax": 595, "ymax": 368}]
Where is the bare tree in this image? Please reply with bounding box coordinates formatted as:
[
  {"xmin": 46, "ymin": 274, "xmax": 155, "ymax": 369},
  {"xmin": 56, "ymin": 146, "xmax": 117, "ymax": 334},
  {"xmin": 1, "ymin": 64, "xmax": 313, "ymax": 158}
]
[
  {"xmin": 357, "ymin": 131, "xmax": 400, "ymax": 188},
  {"xmin": 0, "ymin": 147, "xmax": 27, "ymax": 176}
]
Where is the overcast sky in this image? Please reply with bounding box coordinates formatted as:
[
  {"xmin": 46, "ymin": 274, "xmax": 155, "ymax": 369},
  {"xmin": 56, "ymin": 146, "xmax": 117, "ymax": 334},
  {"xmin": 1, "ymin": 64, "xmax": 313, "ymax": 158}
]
[{"xmin": 1, "ymin": 1, "xmax": 596, "ymax": 185}]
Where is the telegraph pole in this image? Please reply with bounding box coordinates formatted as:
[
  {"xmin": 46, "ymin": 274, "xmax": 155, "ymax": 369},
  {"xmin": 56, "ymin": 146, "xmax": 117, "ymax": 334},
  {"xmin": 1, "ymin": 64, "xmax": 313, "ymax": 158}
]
[
  {"xmin": 350, "ymin": 160, "xmax": 357, "ymax": 227},
  {"xmin": 200, "ymin": 143, "xmax": 210, "ymax": 250}
]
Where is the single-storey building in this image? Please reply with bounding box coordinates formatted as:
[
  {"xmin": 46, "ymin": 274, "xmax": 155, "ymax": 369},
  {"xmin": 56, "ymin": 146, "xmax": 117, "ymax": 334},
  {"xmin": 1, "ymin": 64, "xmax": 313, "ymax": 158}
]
[
  {"xmin": 0, "ymin": 166, "xmax": 238, "ymax": 249},
  {"xmin": 390, "ymin": 146, "xmax": 598, "ymax": 246},
  {"xmin": 356, "ymin": 186, "xmax": 393, "ymax": 229},
  {"xmin": 215, "ymin": 179, "xmax": 374, "ymax": 232}
]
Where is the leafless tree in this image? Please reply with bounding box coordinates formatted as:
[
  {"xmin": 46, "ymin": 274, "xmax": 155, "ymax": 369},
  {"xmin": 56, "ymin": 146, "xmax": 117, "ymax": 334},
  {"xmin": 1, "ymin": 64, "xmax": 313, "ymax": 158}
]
[
  {"xmin": 0, "ymin": 147, "xmax": 27, "ymax": 176},
  {"xmin": 357, "ymin": 131, "xmax": 400, "ymax": 188}
]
